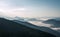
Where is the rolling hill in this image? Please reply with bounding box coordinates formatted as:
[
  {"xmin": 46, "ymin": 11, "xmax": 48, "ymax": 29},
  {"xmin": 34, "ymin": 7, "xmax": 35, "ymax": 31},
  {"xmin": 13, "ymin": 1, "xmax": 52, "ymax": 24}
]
[
  {"xmin": 43, "ymin": 19, "xmax": 60, "ymax": 27},
  {"xmin": 0, "ymin": 18, "xmax": 56, "ymax": 37}
]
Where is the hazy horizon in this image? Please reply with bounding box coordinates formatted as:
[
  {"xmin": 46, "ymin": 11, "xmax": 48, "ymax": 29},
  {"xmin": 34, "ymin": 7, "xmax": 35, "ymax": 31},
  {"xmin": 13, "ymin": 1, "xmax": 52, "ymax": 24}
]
[{"xmin": 0, "ymin": 0, "xmax": 60, "ymax": 18}]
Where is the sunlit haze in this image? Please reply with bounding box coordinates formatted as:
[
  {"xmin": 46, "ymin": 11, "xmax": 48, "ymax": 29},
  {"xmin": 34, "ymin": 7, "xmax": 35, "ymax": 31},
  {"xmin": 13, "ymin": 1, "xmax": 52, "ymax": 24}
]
[{"xmin": 0, "ymin": 0, "xmax": 60, "ymax": 17}]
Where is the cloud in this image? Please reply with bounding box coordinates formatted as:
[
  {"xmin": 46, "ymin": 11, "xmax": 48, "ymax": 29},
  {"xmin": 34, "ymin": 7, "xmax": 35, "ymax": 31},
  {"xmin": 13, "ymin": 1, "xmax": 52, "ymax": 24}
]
[
  {"xmin": 0, "ymin": 0, "xmax": 26, "ymax": 17},
  {"xmin": 0, "ymin": 0, "xmax": 60, "ymax": 17},
  {"xmin": 0, "ymin": 0, "xmax": 11, "ymax": 12}
]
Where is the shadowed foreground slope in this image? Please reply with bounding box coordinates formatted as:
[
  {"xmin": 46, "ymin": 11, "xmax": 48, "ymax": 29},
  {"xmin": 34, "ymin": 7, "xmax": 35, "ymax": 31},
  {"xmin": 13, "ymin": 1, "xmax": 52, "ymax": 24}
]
[{"xmin": 0, "ymin": 18, "xmax": 56, "ymax": 37}]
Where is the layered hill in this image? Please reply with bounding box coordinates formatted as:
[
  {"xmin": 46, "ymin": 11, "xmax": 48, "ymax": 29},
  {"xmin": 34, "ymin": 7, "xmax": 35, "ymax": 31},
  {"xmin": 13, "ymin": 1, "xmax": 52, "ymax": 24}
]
[
  {"xmin": 43, "ymin": 19, "xmax": 60, "ymax": 27},
  {"xmin": 0, "ymin": 18, "xmax": 56, "ymax": 37}
]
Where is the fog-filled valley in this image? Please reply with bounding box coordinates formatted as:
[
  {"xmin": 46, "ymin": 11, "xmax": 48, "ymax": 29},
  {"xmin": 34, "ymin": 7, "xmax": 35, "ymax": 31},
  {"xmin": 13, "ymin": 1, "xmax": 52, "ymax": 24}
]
[
  {"xmin": 0, "ymin": 16, "xmax": 60, "ymax": 37},
  {"xmin": 0, "ymin": 0, "xmax": 60, "ymax": 37}
]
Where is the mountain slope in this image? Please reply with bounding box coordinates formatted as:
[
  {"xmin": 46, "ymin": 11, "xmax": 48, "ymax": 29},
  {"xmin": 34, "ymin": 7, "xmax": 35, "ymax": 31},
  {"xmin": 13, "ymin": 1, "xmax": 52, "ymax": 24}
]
[
  {"xmin": 13, "ymin": 20, "xmax": 60, "ymax": 37},
  {"xmin": 43, "ymin": 19, "xmax": 60, "ymax": 27},
  {"xmin": 0, "ymin": 18, "xmax": 56, "ymax": 37}
]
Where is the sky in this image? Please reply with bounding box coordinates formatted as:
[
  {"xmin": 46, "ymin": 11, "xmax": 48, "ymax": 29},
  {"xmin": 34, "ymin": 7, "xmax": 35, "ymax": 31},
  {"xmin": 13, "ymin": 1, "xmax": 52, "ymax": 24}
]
[{"xmin": 0, "ymin": 0, "xmax": 60, "ymax": 17}]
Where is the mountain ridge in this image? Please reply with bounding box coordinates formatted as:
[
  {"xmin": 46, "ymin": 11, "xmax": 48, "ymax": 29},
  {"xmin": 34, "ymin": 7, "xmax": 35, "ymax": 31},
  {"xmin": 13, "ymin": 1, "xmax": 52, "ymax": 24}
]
[
  {"xmin": 0, "ymin": 18, "xmax": 56, "ymax": 37},
  {"xmin": 43, "ymin": 19, "xmax": 60, "ymax": 28}
]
